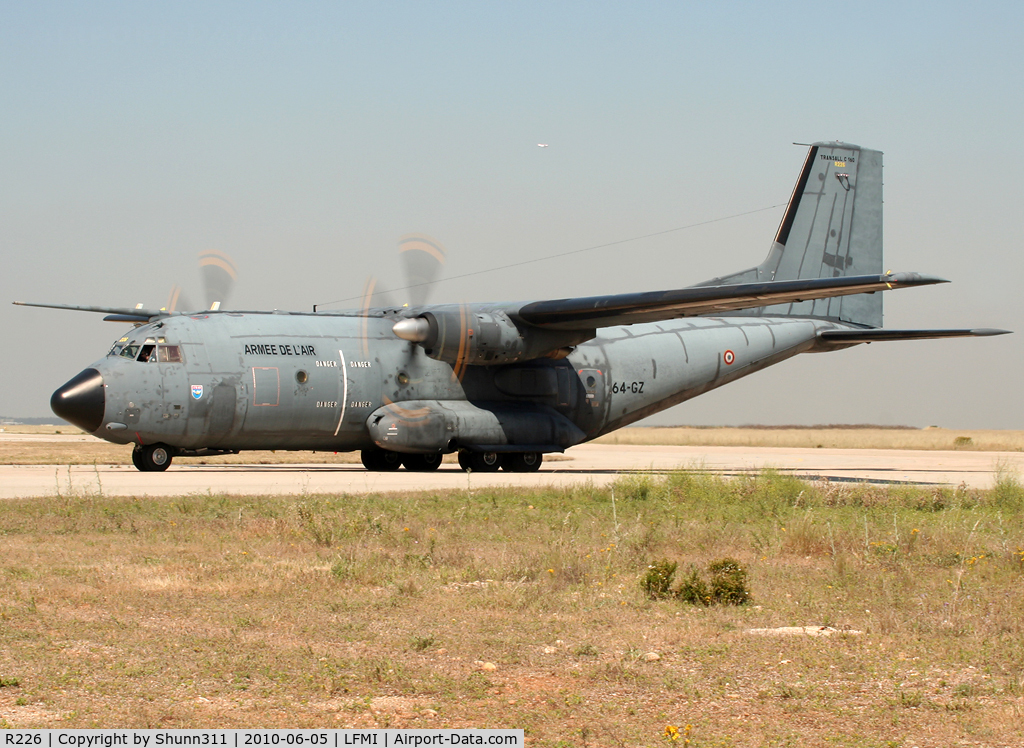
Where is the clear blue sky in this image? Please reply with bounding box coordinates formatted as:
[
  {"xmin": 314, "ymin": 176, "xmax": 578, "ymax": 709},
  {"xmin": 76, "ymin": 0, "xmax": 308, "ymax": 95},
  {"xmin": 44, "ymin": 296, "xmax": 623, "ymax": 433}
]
[{"xmin": 3, "ymin": 1, "xmax": 1022, "ymax": 427}]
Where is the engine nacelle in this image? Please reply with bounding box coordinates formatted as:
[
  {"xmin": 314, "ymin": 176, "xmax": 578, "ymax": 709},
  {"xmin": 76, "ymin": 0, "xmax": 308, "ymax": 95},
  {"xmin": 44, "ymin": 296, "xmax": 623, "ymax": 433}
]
[
  {"xmin": 365, "ymin": 399, "xmax": 586, "ymax": 454},
  {"xmin": 392, "ymin": 309, "xmax": 592, "ymax": 365}
]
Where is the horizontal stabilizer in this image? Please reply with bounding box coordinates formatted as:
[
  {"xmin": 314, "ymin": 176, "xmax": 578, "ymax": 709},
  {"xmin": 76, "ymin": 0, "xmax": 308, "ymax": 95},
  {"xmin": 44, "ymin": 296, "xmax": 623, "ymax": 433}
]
[
  {"xmin": 818, "ymin": 328, "xmax": 1010, "ymax": 345},
  {"xmin": 516, "ymin": 272, "xmax": 946, "ymax": 330}
]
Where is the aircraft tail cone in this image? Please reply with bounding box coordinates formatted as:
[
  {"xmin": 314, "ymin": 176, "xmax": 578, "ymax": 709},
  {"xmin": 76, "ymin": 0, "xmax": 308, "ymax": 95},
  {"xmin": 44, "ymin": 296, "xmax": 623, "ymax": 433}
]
[{"xmin": 51, "ymin": 368, "xmax": 105, "ymax": 433}]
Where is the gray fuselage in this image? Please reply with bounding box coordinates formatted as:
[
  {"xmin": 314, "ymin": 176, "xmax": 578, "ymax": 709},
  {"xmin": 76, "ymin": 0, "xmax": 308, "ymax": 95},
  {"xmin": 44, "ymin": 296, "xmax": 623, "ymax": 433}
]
[{"xmin": 78, "ymin": 311, "xmax": 838, "ymax": 452}]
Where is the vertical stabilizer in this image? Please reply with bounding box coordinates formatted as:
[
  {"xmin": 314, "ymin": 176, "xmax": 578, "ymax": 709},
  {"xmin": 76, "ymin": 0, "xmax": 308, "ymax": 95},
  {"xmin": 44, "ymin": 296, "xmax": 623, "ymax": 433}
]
[{"xmin": 700, "ymin": 142, "xmax": 884, "ymax": 327}]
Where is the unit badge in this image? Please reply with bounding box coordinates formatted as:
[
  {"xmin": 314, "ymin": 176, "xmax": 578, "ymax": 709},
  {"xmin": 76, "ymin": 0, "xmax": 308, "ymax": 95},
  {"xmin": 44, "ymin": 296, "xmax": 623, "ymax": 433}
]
[{"xmin": 191, "ymin": 384, "xmax": 204, "ymax": 400}]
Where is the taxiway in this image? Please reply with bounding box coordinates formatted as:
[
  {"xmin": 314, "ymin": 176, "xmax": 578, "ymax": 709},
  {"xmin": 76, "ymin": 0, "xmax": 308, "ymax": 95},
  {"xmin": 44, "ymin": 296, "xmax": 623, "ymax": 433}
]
[{"xmin": 2, "ymin": 443, "xmax": 1018, "ymax": 498}]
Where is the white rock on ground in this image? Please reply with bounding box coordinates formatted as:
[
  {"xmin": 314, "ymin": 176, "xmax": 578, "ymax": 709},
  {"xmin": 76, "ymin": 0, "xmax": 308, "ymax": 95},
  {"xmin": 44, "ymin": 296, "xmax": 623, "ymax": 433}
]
[{"xmin": 744, "ymin": 625, "xmax": 864, "ymax": 637}]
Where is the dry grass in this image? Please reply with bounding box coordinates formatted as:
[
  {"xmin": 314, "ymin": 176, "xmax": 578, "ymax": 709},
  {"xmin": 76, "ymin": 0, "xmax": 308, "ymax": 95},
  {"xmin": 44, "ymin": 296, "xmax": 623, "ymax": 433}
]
[
  {"xmin": 2, "ymin": 472, "xmax": 1023, "ymax": 745},
  {"xmin": 596, "ymin": 426, "xmax": 1024, "ymax": 452}
]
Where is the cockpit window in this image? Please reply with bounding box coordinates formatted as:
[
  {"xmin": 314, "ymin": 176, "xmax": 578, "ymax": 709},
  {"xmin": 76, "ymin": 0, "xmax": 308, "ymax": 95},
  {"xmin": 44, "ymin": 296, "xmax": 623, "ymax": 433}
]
[
  {"xmin": 111, "ymin": 337, "xmax": 184, "ymax": 363},
  {"xmin": 108, "ymin": 336, "xmax": 130, "ymax": 357},
  {"xmin": 157, "ymin": 345, "xmax": 183, "ymax": 363}
]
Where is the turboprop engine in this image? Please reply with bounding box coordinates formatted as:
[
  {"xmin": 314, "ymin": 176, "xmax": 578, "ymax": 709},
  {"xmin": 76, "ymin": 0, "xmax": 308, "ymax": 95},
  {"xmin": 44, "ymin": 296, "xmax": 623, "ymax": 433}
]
[
  {"xmin": 392, "ymin": 310, "xmax": 593, "ymax": 365},
  {"xmin": 365, "ymin": 399, "xmax": 586, "ymax": 454}
]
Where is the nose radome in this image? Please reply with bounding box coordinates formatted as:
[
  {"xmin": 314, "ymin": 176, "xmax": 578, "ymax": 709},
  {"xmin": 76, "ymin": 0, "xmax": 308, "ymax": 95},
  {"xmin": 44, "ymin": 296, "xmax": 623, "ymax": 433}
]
[{"xmin": 51, "ymin": 368, "xmax": 105, "ymax": 433}]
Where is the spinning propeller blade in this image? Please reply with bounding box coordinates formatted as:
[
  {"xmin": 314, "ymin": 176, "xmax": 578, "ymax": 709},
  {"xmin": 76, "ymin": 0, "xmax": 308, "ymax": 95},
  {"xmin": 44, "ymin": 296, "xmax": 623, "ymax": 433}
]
[
  {"xmin": 398, "ymin": 234, "xmax": 447, "ymax": 307},
  {"xmin": 165, "ymin": 250, "xmax": 238, "ymax": 312}
]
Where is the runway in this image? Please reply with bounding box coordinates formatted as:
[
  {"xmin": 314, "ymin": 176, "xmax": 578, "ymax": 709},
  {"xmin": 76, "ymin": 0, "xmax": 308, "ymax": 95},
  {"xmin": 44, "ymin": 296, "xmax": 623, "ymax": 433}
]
[{"xmin": 3, "ymin": 442, "xmax": 1020, "ymax": 498}]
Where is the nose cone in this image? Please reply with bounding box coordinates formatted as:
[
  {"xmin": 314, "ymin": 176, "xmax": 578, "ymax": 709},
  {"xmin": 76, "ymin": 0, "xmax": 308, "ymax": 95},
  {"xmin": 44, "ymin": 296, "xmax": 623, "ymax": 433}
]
[{"xmin": 51, "ymin": 368, "xmax": 105, "ymax": 433}]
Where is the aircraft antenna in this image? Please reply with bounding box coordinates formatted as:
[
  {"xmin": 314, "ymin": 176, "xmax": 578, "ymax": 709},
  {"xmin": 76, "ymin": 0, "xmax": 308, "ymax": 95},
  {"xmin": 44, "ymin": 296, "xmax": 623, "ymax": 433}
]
[{"xmin": 316, "ymin": 202, "xmax": 786, "ymax": 309}]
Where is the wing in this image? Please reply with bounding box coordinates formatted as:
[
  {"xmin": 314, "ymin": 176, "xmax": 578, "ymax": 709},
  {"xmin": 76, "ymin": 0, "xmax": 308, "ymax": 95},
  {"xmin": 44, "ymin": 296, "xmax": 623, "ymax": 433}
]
[
  {"xmin": 12, "ymin": 300, "xmax": 369, "ymax": 322},
  {"xmin": 513, "ymin": 272, "xmax": 945, "ymax": 329},
  {"xmin": 13, "ymin": 301, "xmax": 167, "ymax": 323}
]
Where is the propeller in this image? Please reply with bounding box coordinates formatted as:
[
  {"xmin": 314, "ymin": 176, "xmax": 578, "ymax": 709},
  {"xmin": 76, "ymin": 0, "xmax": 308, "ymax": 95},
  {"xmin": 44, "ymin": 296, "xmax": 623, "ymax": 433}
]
[
  {"xmin": 359, "ymin": 234, "xmax": 451, "ymax": 364},
  {"xmin": 360, "ymin": 234, "xmax": 447, "ymax": 312},
  {"xmin": 360, "ymin": 236, "xmax": 463, "ymax": 447},
  {"xmin": 165, "ymin": 250, "xmax": 238, "ymax": 312},
  {"xmin": 398, "ymin": 233, "xmax": 447, "ymax": 307}
]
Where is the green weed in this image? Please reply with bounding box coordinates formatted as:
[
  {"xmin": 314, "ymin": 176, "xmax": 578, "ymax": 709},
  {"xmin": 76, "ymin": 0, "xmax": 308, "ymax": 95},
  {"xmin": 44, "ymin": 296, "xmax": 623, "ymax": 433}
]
[
  {"xmin": 294, "ymin": 501, "xmax": 337, "ymax": 546},
  {"xmin": 665, "ymin": 558, "xmax": 750, "ymax": 606},
  {"xmin": 409, "ymin": 635, "xmax": 436, "ymax": 652},
  {"xmin": 641, "ymin": 559, "xmax": 677, "ymax": 600},
  {"xmin": 990, "ymin": 466, "xmax": 1024, "ymax": 510}
]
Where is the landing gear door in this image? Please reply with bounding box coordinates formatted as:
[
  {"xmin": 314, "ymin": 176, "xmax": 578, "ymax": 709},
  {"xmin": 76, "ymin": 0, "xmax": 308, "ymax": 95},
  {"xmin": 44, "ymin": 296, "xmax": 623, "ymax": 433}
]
[{"xmin": 555, "ymin": 365, "xmax": 574, "ymax": 410}]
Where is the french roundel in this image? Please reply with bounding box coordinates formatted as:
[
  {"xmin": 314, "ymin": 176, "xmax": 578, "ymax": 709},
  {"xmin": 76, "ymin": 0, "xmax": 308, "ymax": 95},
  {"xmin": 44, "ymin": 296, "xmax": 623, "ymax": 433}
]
[{"xmin": 723, "ymin": 349, "xmax": 735, "ymax": 365}]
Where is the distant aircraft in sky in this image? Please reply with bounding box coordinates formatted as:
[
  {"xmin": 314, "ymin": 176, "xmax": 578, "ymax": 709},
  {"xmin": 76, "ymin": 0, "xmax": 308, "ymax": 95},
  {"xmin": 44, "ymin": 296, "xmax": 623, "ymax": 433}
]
[{"xmin": 537, "ymin": 143, "xmax": 549, "ymax": 148}]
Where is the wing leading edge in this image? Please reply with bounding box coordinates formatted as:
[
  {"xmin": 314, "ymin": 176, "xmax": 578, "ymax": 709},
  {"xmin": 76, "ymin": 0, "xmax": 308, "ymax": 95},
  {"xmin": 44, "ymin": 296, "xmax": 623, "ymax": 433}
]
[{"xmin": 12, "ymin": 301, "xmax": 167, "ymax": 323}]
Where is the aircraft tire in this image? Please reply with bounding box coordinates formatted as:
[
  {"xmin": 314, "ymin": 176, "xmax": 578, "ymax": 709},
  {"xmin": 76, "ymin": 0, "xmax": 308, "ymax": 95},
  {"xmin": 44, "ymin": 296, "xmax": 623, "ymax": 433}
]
[
  {"xmin": 458, "ymin": 450, "xmax": 501, "ymax": 473},
  {"xmin": 502, "ymin": 452, "xmax": 543, "ymax": 472},
  {"xmin": 361, "ymin": 448, "xmax": 402, "ymax": 472},
  {"xmin": 401, "ymin": 454, "xmax": 442, "ymax": 472},
  {"xmin": 136, "ymin": 444, "xmax": 174, "ymax": 472}
]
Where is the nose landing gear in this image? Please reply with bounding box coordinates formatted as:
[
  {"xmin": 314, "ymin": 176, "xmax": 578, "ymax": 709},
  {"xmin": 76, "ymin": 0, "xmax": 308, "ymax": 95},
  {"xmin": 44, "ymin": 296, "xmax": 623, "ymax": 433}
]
[{"xmin": 132, "ymin": 444, "xmax": 175, "ymax": 472}]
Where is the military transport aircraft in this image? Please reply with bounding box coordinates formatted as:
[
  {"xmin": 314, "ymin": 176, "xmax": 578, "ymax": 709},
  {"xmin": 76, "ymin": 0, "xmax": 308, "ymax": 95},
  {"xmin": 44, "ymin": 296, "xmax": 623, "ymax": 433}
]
[{"xmin": 16, "ymin": 142, "xmax": 1008, "ymax": 472}]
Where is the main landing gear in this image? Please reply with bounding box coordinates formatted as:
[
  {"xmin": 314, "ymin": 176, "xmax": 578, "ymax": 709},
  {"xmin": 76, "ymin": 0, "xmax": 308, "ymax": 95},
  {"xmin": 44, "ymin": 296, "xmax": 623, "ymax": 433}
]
[
  {"xmin": 501, "ymin": 451, "xmax": 543, "ymax": 473},
  {"xmin": 360, "ymin": 449, "xmax": 443, "ymax": 472},
  {"xmin": 360, "ymin": 448, "xmax": 403, "ymax": 471},
  {"xmin": 131, "ymin": 443, "xmax": 174, "ymax": 472},
  {"xmin": 457, "ymin": 450, "xmax": 542, "ymax": 472},
  {"xmin": 360, "ymin": 448, "xmax": 543, "ymax": 473},
  {"xmin": 401, "ymin": 453, "xmax": 443, "ymax": 472}
]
